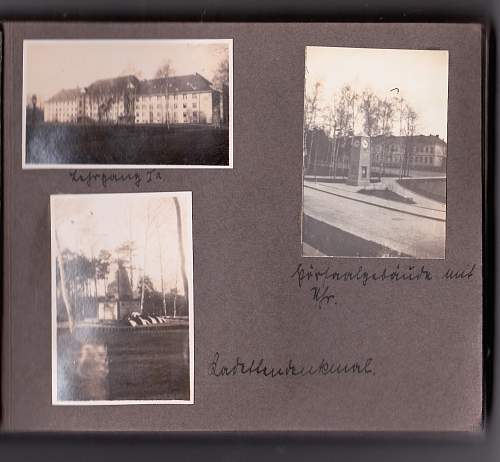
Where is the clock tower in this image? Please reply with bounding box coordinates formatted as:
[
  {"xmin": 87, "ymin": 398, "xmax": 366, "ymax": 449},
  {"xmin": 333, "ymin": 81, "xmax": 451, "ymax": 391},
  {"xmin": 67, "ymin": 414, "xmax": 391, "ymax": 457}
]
[{"xmin": 346, "ymin": 136, "xmax": 371, "ymax": 186}]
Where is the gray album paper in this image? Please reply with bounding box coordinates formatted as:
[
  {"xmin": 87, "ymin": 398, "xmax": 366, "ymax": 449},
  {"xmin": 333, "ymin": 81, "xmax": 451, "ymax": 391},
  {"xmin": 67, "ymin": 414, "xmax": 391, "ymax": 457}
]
[{"xmin": 2, "ymin": 22, "xmax": 484, "ymax": 433}]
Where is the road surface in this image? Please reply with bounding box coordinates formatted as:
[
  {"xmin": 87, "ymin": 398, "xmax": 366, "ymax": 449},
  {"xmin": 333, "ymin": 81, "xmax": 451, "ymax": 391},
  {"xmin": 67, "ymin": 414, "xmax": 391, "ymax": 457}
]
[{"xmin": 304, "ymin": 185, "xmax": 446, "ymax": 259}]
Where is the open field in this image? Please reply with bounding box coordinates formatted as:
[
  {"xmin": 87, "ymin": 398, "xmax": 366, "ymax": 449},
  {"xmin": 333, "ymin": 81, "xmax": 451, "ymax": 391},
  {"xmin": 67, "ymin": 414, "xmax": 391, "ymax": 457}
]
[
  {"xmin": 26, "ymin": 122, "xmax": 229, "ymax": 166},
  {"xmin": 57, "ymin": 327, "xmax": 190, "ymax": 402}
]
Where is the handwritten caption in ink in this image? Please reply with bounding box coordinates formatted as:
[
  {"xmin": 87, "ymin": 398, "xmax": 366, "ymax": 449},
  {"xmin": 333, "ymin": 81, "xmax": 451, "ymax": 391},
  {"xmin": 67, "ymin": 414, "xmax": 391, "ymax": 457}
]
[
  {"xmin": 69, "ymin": 169, "xmax": 165, "ymax": 188},
  {"xmin": 291, "ymin": 262, "xmax": 476, "ymax": 309}
]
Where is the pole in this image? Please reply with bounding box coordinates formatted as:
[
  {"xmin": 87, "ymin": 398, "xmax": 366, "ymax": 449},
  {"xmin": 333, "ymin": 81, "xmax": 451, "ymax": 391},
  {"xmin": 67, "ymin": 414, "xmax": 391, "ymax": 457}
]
[
  {"xmin": 140, "ymin": 206, "xmax": 150, "ymax": 315},
  {"xmin": 159, "ymin": 243, "xmax": 166, "ymax": 316},
  {"xmin": 173, "ymin": 197, "xmax": 189, "ymax": 315},
  {"xmin": 55, "ymin": 229, "xmax": 75, "ymax": 333}
]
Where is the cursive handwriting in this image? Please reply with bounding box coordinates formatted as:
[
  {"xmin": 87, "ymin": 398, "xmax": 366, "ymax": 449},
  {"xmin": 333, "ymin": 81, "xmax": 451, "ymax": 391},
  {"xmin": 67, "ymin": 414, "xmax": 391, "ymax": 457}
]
[
  {"xmin": 69, "ymin": 169, "xmax": 164, "ymax": 188},
  {"xmin": 291, "ymin": 263, "xmax": 433, "ymax": 289},
  {"xmin": 311, "ymin": 285, "xmax": 336, "ymax": 309},
  {"xmin": 208, "ymin": 352, "xmax": 374, "ymax": 378},
  {"xmin": 442, "ymin": 264, "xmax": 476, "ymax": 280},
  {"xmin": 292, "ymin": 263, "xmax": 477, "ymax": 309}
]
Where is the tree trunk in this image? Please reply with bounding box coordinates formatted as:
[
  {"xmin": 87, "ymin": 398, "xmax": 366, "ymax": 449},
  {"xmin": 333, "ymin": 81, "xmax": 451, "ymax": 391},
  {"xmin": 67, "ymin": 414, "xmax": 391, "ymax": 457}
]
[
  {"xmin": 54, "ymin": 231, "xmax": 75, "ymax": 333},
  {"xmin": 173, "ymin": 197, "xmax": 189, "ymax": 312}
]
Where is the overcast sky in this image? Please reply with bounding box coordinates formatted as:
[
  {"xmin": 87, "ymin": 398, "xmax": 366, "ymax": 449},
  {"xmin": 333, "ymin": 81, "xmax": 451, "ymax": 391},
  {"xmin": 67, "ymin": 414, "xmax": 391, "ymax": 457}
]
[
  {"xmin": 52, "ymin": 192, "xmax": 192, "ymax": 296},
  {"xmin": 305, "ymin": 46, "xmax": 449, "ymax": 140},
  {"xmin": 25, "ymin": 39, "xmax": 230, "ymax": 102}
]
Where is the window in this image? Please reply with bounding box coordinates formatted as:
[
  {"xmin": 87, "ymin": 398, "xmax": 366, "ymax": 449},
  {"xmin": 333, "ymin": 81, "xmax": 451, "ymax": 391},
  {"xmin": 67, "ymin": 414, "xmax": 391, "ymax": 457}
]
[
  {"xmin": 183, "ymin": 94, "xmax": 187, "ymax": 100},
  {"xmin": 192, "ymin": 103, "xmax": 197, "ymax": 108},
  {"xmin": 430, "ymin": 146, "xmax": 434, "ymax": 154},
  {"xmin": 183, "ymin": 103, "xmax": 187, "ymax": 109}
]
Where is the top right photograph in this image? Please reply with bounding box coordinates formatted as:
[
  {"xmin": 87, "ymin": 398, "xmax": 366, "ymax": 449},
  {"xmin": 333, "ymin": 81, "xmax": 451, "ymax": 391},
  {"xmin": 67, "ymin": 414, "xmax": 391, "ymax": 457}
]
[{"xmin": 302, "ymin": 46, "xmax": 449, "ymax": 259}]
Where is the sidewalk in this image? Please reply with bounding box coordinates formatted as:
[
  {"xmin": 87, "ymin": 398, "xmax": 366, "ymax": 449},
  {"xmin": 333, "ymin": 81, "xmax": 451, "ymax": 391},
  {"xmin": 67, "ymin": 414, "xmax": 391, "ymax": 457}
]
[{"xmin": 304, "ymin": 180, "xmax": 446, "ymax": 222}]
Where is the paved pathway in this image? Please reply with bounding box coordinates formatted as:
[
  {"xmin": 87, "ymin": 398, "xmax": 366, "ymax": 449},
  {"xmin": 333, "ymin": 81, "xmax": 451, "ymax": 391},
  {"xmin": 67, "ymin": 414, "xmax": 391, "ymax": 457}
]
[
  {"xmin": 303, "ymin": 186, "xmax": 446, "ymax": 259},
  {"xmin": 305, "ymin": 181, "xmax": 446, "ymax": 221}
]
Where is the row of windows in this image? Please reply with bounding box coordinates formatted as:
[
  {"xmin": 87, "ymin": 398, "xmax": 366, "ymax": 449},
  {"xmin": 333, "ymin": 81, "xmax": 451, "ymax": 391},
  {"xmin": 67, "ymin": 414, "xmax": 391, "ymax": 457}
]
[
  {"xmin": 136, "ymin": 111, "xmax": 199, "ymax": 118},
  {"xmin": 416, "ymin": 145, "xmax": 435, "ymax": 153},
  {"xmin": 375, "ymin": 154, "xmax": 438, "ymax": 164},
  {"xmin": 135, "ymin": 112, "xmax": 200, "ymax": 123},
  {"xmin": 137, "ymin": 93, "xmax": 199, "ymax": 101},
  {"xmin": 385, "ymin": 144, "xmax": 436, "ymax": 154},
  {"xmin": 138, "ymin": 102, "xmax": 198, "ymax": 110},
  {"xmin": 48, "ymin": 94, "xmax": 206, "ymax": 112}
]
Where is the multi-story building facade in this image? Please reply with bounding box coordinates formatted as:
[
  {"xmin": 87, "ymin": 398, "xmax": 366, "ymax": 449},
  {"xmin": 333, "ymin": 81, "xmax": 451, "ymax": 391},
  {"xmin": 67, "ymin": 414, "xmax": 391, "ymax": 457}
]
[
  {"xmin": 43, "ymin": 73, "xmax": 224, "ymax": 126},
  {"xmin": 304, "ymin": 129, "xmax": 447, "ymax": 177},
  {"xmin": 371, "ymin": 135, "xmax": 447, "ymax": 171}
]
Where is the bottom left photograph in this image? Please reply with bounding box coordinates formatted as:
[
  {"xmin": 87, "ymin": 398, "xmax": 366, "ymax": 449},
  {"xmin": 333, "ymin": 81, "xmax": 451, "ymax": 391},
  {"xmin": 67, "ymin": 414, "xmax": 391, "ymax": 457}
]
[{"xmin": 50, "ymin": 191, "xmax": 194, "ymax": 405}]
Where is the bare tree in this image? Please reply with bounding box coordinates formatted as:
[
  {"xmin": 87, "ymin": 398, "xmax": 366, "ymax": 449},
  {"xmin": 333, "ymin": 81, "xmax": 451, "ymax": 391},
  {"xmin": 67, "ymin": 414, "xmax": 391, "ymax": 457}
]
[
  {"xmin": 55, "ymin": 230, "xmax": 75, "ymax": 333},
  {"xmin": 400, "ymin": 103, "xmax": 418, "ymax": 178},
  {"xmin": 377, "ymin": 97, "xmax": 395, "ymax": 177},
  {"xmin": 360, "ymin": 89, "xmax": 380, "ymax": 137},
  {"xmin": 332, "ymin": 85, "xmax": 358, "ymax": 178},
  {"xmin": 155, "ymin": 60, "xmax": 175, "ymax": 128},
  {"xmin": 212, "ymin": 57, "xmax": 229, "ymax": 90},
  {"xmin": 173, "ymin": 197, "xmax": 189, "ymax": 311},
  {"xmin": 322, "ymin": 95, "xmax": 337, "ymax": 178},
  {"xmin": 303, "ymin": 81, "xmax": 322, "ymax": 172}
]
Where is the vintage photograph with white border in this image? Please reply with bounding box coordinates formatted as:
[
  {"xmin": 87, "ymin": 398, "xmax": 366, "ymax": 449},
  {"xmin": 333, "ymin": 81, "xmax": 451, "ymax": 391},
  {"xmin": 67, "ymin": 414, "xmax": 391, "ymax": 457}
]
[
  {"xmin": 51, "ymin": 191, "xmax": 194, "ymax": 405},
  {"xmin": 302, "ymin": 46, "xmax": 448, "ymax": 259},
  {"xmin": 23, "ymin": 39, "xmax": 233, "ymax": 169}
]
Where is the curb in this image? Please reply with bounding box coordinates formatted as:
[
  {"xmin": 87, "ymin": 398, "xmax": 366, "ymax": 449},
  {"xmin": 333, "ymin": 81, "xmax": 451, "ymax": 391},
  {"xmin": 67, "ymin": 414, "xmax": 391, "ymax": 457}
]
[{"xmin": 304, "ymin": 184, "xmax": 446, "ymax": 223}]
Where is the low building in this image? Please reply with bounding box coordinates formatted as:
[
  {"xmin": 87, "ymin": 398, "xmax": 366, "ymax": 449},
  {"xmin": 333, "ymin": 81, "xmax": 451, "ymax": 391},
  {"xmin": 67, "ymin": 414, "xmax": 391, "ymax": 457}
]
[
  {"xmin": 97, "ymin": 299, "xmax": 140, "ymax": 322},
  {"xmin": 43, "ymin": 73, "xmax": 225, "ymax": 126},
  {"xmin": 371, "ymin": 135, "xmax": 447, "ymax": 172},
  {"xmin": 304, "ymin": 130, "xmax": 447, "ymax": 177}
]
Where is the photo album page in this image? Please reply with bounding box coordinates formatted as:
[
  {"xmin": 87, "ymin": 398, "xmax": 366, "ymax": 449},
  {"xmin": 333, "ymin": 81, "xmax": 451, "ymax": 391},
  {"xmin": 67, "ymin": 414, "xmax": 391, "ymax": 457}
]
[{"xmin": 2, "ymin": 22, "xmax": 485, "ymax": 432}]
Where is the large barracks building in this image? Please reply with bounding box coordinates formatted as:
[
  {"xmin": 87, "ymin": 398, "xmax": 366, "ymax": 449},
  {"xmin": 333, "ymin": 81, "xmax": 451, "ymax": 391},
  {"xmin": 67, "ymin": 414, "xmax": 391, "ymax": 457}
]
[{"xmin": 43, "ymin": 73, "xmax": 228, "ymax": 127}]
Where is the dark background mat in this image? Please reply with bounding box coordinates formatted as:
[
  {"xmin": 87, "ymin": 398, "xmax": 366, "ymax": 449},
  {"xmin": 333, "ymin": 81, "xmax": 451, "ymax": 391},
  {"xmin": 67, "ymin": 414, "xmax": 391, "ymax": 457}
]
[{"xmin": 0, "ymin": 0, "xmax": 496, "ymax": 461}]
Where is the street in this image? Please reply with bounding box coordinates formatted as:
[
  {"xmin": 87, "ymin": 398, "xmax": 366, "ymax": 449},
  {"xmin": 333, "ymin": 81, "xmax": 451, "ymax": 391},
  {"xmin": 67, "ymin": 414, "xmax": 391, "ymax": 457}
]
[{"xmin": 303, "ymin": 184, "xmax": 446, "ymax": 258}]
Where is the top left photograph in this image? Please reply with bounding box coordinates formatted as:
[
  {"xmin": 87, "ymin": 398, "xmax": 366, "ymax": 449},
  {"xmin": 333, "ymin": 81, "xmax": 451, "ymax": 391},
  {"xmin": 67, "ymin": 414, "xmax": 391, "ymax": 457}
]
[{"xmin": 22, "ymin": 39, "xmax": 233, "ymax": 169}]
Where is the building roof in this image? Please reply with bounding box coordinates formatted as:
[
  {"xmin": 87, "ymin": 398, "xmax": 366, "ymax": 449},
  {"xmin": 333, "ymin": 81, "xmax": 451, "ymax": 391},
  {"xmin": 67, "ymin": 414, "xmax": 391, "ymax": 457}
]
[
  {"xmin": 86, "ymin": 75, "xmax": 141, "ymax": 97},
  {"xmin": 46, "ymin": 73, "xmax": 214, "ymax": 103},
  {"xmin": 372, "ymin": 134, "xmax": 447, "ymax": 146},
  {"xmin": 137, "ymin": 73, "xmax": 213, "ymax": 95},
  {"xmin": 46, "ymin": 88, "xmax": 82, "ymax": 103}
]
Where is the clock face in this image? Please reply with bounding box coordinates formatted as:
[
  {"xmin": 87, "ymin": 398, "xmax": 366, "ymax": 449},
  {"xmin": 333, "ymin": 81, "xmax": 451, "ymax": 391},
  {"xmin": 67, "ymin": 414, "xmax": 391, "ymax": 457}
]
[{"xmin": 362, "ymin": 139, "xmax": 369, "ymax": 149}]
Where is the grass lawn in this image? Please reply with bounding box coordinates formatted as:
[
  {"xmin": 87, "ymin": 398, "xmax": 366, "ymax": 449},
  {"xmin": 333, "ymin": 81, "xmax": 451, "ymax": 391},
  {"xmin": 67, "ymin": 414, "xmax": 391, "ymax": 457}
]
[
  {"xmin": 26, "ymin": 122, "xmax": 230, "ymax": 166},
  {"xmin": 357, "ymin": 187, "xmax": 415, "ymax": 204}
]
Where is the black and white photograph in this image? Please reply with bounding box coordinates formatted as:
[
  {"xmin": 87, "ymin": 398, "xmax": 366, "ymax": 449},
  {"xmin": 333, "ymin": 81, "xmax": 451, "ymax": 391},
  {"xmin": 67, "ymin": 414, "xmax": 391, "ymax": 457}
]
[
  {"xmin": 302, "ymin": 46, "xmax": 448, "ymax": 258},
  {"xmin": 23, "ymin": 39, "xmax": 232, "ymax": 168},
  {"xmin": 51, "ymin": 192, "xmax": 194, "ymax": 404}
]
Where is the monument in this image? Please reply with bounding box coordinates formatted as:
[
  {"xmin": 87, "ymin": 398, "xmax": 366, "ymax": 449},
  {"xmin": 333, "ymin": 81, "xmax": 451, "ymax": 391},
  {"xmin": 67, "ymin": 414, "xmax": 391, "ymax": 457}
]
[{"xmin": 346, "ymin": 136, "xmax": 371, "ymax": 186}]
